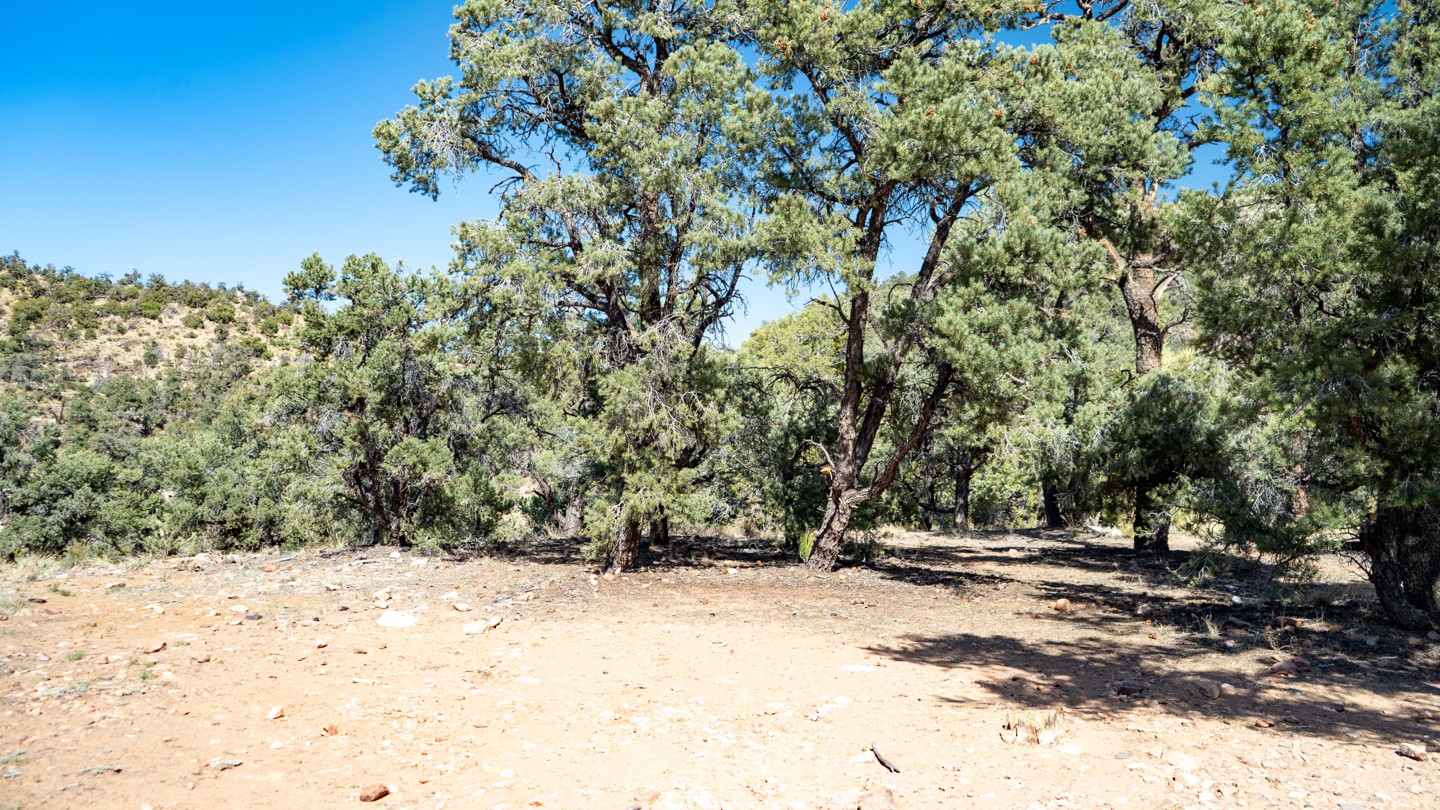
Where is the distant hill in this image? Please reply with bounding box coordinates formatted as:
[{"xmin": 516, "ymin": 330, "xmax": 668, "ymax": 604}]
[{"xmin": 0, "ymin": 252, "xmax": 295, "ymax": 391}]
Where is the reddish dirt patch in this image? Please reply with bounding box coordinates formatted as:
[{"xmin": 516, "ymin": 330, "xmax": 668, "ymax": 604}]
[{"xmin": 4, "ymin": 530, "xmax": 1440, "ymax": 808}]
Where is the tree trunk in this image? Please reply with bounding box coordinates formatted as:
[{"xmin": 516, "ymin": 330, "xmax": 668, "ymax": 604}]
[
  {"xmin": 648, "ymin": 513, "xmax": 670, "ymax": 550},
  {"xmin": 561, "ymin": 482, "xmax": 584, "ymax": 536},
  {"xmin": 1361, "ymin": 506, "xmax": 1440, "ymax": 630},
  {"xmin": 1118, "ymin": 262, "xmax": 1165, "ymax": 376},
  {"xmin": 1289, "ymin": 464, "xmax": 1310, "ymax": 519},
  {"xmin": 953, "ymin": 457, "xmax": 972, "ymax": 532},
  {"xmin": 1041, "ymin": 479, "xmax": 1065, "ymax": 529},
  {"xmin": 606, "ymin": 516, "xmax": 642, "ymax": 573},
  {"xmin": 808, "ymin": 490, "xmax": 862, "ymax": 571},
  {"xmin": 1132, "ymin": 482, "xmax": 1171, "ymax": 553},
  {"xmin": 919, "ymin": 450, "xmax": 936, "ymax": 531}
]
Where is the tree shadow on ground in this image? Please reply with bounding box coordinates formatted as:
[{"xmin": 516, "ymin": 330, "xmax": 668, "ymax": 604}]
[
  {"xmin": 491, "ymin": 533, "xmax": 792, "ymax": 569},
  {"xmin": 863, "ymin": 629, "xmax": 1440, "ymax": 745},
  {"xmin": 870, "ymin": 528, "xmax": 1418, "ymax": 662}
]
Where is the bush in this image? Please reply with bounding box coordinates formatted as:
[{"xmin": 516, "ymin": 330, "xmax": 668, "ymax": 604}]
[
  {"xmin": 206, "ymin": 302, "xmax": 235, "ymax": 324},
  {"xmin": 8, "ymin": 296, "xmax": 50, "ymax": 335},
  {"xmin": 181, "ymin": 313, "xmax": 203, "ymax": 329}
]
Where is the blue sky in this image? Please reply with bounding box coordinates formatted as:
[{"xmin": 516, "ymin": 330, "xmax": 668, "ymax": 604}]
[
  {"xmin": 3, "ymin": 3, "xmax": 1228, "ymax": 344},
  {"xmin": 0, "ymin": 0, "xmax": 807, "ymax": 341}
]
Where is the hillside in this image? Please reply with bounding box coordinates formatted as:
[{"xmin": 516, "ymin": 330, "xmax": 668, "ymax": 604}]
[{"xmin": 0, "ymin": 253, "xmax": 294, "ymax": 391}]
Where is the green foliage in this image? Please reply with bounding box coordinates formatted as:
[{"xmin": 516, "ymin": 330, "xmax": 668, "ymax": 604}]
[
  {"xmin": 8, "ymin": 296, "xmax": 50, "ymax": 335},
  {"xmin": 206, "ymin": 302, "xmax": 235, "ymax": 324}
]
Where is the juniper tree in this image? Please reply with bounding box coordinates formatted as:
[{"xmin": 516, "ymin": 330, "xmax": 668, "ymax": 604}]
[
  {"xmin": 744, "ymin": 0, "xmax": 1172, "ymax": 568},
  {"xmin": 1187, "ymin": 0, "xmax": 1440, "ymax": 626},
  {"xmin": 377, "ymin": 0, "xmax": 767, "ymax": 570}
]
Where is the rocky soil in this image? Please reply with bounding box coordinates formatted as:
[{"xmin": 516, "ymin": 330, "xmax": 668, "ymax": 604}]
[{"xmin": 3, "ymin": 530, "xmax": 1439, "ymax": 809}]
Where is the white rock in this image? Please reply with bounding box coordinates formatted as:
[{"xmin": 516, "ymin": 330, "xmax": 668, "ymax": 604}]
[{"xmin": 376, "ymin": 611, "xmax": 418, "ymax": 629}]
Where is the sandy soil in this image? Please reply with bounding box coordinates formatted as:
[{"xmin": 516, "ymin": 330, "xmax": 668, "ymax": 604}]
[{"xmin": 3, "ymin": 530, "xmax": 1439, "ymax": 809}]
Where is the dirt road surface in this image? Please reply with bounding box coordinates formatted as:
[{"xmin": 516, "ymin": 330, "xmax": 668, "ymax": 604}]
[{"xmin": 4, "ymin": 530, "xmax": 1438, "ymax": 808}]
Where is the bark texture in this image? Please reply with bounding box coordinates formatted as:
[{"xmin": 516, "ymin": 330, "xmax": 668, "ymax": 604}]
[{"xmin": 1361, "ymin": 507, "xmax": 1440, "ymax": 630}]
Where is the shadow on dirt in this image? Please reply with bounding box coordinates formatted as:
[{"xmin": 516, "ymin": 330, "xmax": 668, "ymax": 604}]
[
  {"xmin": 491, "ymin": 533, "xmax": 793, "ymax": 569},
  {"xmin": 864, "ymin": 628, "xmax": 1440, "ymax": 745},
  {"xmin": 847, "ymin": 529, "xmax": 1440, "ymax": 746}
]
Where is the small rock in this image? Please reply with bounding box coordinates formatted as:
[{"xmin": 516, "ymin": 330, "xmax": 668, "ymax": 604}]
[
  {"xmin": 453, "ymin": 603, "xmax": 472, "ymax": 612},
  {"xmin": 1051, "ymin": 598, "xmax": 1072, "ymax": 613},
  {"xmin": 1427, "ymin": 630, "xmax": 1440, "ymax": 642},
  {"xmin": 857, "ymin": 788, "xmax": 897, "ymax": 810},
  {"xmin": 359, "ymin": 783, "xmax": 390, "ymax": 802},
  {"xmin": 315, "ymin": 640, "xmax": 328, "ymax": 649},
  {"xmin": 229, "ymin": 605, "xmax": 249, "ymax": 614},
  {"xmin": 265, "ymin": 706, "xmax": 285, "ymax": 721},
  {"xmin": 1397, "ymin": 743, "xmax": 1429, "ymax": 762},
  {"xmin": 1269, "ymin": 657, "xmax": 1310, "ymax": 676},
  {"xmin": 1219, "ymin": 683, "xmax": 1238, "ymax": 696},
  {"xmin": 104, "ymin": 582, "xmax": 126, "ymax": 590},
  {"xmin": 244, "ymin": 613, "xmax": 262, "ymax": 621},
  {"xmin": 1115, "ymin": 679, "xmax": 1146, "ymax": 696},
  {"xmin": 208, "ymin": 758, "xmax": 243, "ymax": 771},
  {"xmin": 1199, "ymin": 682, "xmax": 1222, "ymax": 700},
  {"xmin": 376, "ymin": 611, "xmax": 417, "ymax": 629},
  {"xmin": 261, "ymin": 564, "xmax": 278, "ymax": 573},
  {"xmin": 192, "ymin": 654, "xmax": 212, "ymax": 664},
  {"xmin": 1254, "ymin": 719, "xmax": 1275, "ymax": 728},
  {"xmin": 142, "ymin": 642, "xmax": 167, "ymax": 655},
  {"xmin": 26, "ymin": 597, "xmax": 46, "ymax": 604},
  {"xmin": 463, "ymin": 616, "xmax": 504, "ymax": 635}
]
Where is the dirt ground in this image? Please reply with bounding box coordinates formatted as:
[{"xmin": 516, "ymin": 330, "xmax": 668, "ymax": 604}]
[{"xmin": 4, "ymin": 529, "xmax": 1440, "ymax": 809}]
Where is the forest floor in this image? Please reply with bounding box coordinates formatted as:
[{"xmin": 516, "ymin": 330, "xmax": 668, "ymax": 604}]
[{"xmin": 4, "ymin": 529, "xmax": 1440, "ymax": 810}]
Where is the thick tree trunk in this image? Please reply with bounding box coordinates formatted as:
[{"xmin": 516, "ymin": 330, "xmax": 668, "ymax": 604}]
[
  {"xmin": 606, "ymin": 516, "xmax": 642, "ymax": 573},
  {"xmin": 953, "ymin": 459, "xmax": 972, "ymax": 532},
  {"xmin": 1041, "ymin": 479, "xmax": 1065, "ymax": 529},
  {"xmin": 1117, "ymin": 261, "xmax": 1165, "ymax": 376},
  {"xmin": 648, "ymin": 513, "xmax": 670, "ymax": 550},
  {"xmin": 808, "ymin": 490, "xmax": 862, "ymax": 571},
  {"xmin": 561, "ymin": 482, "xmax": 584, "ymax": 536},
  {"xmin": 1132, "ymin": 482, "xmax": 1171, "ymax": 553},
  {"xmin": 1361, "ymin": 507, "xmax": 1440, "ymax": 630}
]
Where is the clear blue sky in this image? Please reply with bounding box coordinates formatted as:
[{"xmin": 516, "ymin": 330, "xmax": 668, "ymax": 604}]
[{"xmin": 3, "ymin": 3, "xmax": 1227, "ymax": 344}]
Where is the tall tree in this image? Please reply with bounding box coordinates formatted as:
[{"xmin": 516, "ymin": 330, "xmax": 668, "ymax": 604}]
[
  {"xmin": 746, "ymin": 1, "xmax": 1170, "ymax": 568},
  {"xmin": 1026, "ymin": 0, "xmax": 1225, "ymax": 551},
  {"xmin": 376, "ymin": 0, "xmax": 767, "ymax": 570},
  {"xmin": 1188, "ymin": 0, "xmax": 1440, "ymax": 626}
]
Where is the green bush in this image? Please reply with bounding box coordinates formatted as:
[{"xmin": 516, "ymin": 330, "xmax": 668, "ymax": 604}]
[{"xmin": 206, "ymin": 302, "xmax": 235, "ymax": 324}]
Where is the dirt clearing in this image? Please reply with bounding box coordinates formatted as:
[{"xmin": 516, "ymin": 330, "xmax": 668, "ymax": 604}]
[{"xmin": 4, "ymin": 530, "xmax": 1439, "ymax": 809}]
